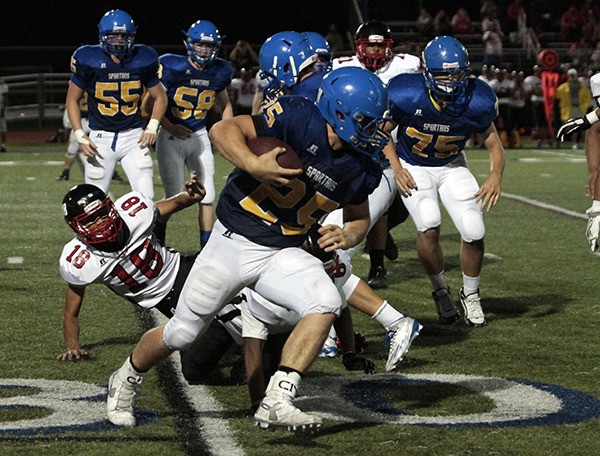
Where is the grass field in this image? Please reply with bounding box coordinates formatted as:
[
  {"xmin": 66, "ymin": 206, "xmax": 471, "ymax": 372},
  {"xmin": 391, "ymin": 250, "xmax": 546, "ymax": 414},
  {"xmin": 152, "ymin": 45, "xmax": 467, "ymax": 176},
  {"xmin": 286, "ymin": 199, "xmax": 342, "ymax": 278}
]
[{"xmin": 1, "ymin": 143, "xmax": 599, "ymax": 456}]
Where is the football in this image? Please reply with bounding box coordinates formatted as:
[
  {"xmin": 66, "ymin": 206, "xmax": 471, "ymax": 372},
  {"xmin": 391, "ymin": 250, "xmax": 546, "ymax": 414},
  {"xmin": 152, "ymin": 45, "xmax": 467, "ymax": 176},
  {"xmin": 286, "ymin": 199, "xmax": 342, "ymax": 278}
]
[{"xmin": 247, "ymin": 136, "xmax": 303, "ymax": 170}]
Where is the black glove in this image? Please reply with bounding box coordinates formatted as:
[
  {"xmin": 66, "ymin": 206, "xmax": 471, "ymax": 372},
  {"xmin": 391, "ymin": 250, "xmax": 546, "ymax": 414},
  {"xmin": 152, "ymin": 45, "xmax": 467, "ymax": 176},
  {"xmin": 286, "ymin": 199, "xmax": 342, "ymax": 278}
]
[
  {"xmin": 557, "ymin": 115, "xmax": 592, "ymax": 141},
  {"xmin": 342, "ymin": 351, "xmax": 376, "ymax": 374}
]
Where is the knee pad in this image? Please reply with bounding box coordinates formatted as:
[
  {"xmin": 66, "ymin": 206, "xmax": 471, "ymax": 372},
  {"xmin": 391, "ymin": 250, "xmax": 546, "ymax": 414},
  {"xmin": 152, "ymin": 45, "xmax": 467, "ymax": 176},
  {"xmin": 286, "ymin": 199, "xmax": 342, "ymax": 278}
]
[
  {"xmin": 459, "ymin": 208, "xmax": 485, "ymax": 242},
  {"xmin": 163, "ymin": 315, "xmax": 203, "ymax": 351},
  {"xmin": 183, "ymin": 266, "xmax": 234, "ymax": 318},
  {"xmin": 416, "ymin": 197, "xmax": 442, "ymax": 231}
]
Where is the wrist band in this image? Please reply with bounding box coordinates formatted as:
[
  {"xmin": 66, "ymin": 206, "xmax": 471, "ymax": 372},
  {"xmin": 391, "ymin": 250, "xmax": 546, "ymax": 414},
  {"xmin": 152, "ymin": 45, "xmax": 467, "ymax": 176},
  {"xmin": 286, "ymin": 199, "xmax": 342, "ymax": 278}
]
[
  {"xmin": 74, "ymin": 128, "xmax": 89, "ymax": 145},
  {"xmin": 145, "ymin": 118, "xmax": 160, "ymax": 135},
  {"xmin": 592, "ymin": 200, "xmax": 600, "ymax": 211},
  {"xmin": 586, "ymin": 110, "xmax": 600, "ymax": 125}
]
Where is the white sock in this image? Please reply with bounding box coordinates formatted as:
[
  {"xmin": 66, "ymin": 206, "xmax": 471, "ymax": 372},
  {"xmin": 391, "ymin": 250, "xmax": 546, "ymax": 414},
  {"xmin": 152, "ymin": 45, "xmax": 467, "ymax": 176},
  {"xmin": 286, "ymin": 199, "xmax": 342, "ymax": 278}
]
[
  {"xmin": 119, "ymin": 356, "xmax": 144, "ymax": 383},
  {"xmin": 372, "ymin": 300, "xmax": 405, "ymax": 330},
  {"xmin": 462, "ymin": 273, "xmax": 480, "ymax": 296}
]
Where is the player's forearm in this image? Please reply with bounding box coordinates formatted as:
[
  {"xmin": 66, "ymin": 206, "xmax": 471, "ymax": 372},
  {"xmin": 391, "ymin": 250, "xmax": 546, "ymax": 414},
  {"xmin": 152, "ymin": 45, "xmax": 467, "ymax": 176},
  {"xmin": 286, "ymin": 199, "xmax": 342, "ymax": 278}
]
[
  {"xmin": 63, "ymin": 317, "xmax": 81, "ymax": 350},
  {"xmin": 209, "ymin": 119, "xmax": 260, "ymax": 171}
]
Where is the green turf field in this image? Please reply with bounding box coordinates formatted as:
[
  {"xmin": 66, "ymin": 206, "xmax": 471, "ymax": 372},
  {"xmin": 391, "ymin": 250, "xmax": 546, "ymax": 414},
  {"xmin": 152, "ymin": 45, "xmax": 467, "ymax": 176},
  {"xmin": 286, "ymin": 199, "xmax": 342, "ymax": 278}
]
[{"xmin": 1, "ymin": 144, "xmax": 599, "ymax": 456}]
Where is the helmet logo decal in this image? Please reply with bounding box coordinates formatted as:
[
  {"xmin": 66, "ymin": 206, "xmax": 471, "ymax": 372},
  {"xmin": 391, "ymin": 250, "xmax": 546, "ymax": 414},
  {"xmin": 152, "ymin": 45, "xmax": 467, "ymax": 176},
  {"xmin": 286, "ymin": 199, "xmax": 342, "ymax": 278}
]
[{"xmin": 442, "ymin": 62, "xmax": 460, "ymax": 69}]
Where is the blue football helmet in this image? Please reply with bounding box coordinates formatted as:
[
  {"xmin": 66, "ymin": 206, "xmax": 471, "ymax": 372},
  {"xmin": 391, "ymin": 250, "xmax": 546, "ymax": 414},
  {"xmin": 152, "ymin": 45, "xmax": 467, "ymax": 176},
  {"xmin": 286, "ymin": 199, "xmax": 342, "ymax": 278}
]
[
  {"xmin": 259, "ymin": 31, "xmax": 317, "ymax": 93},
  {"xmin": 183, "ymin": 20, "xmax": 222, "ymax": 66},
  {"xmin": 422, "ymin": 35, "xmax": 470, "ymax": 102},
  {"xmin": 98, "ymin": 10, "xmax": 136, "ymax": 58},
  {"xmin": 317, "ymin": 67, "xmax": 390, "ymax": 158},
  {"xmin": 304, "ymin": 31, "xmax": 332, "ymax": 73}
]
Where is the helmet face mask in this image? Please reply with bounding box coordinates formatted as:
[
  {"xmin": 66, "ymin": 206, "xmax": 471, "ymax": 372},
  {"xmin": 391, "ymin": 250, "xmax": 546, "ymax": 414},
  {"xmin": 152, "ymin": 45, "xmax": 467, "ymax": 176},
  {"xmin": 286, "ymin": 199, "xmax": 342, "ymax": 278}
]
[
  {"xmin": 98, "ymin": 10, "xmax": 136, "ymax": 58},
  {"xmin": 317, "ymin": 67, "xmax": 390, "ymax": 159},
  {"xmin": 355, "ymin": 20, "xmax": 393, "ymax": 71},
  {"xmin": 63, "ymin": 184, "xmax": 126, "ymax": 250},
  {"xmin": 422, "ymin": 35, "xmax": 470, "ymax": 106},
  {"xmin": 184, "ymin": 20, "xmax": 221, "ymax": 66}
]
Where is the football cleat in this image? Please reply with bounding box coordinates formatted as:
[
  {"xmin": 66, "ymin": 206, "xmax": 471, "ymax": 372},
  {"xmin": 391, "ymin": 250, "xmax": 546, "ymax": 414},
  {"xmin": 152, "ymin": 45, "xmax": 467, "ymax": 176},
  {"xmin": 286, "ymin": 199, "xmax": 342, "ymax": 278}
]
[
  {"xmin": 367, "ymin": 266, "xmax": 388, "ymax": 289},
  {"xmin": 57, "ymin": 170, "xmax": 70, "ymax": 181},
  {"xmin": 459, "ymin": 288, "xmax": 486, "ymax": 327},
  {"xmin": 385, "ymin": 317, "xmax": 422, "ymax": 371},
  {"xmin": 254, "ymin": 397, "xmax": 322, "ymax": 433},
  {"xmin": 107, "ymin": 369, "xmax": 143, "ymax": 427},
  {"xmin": 319, "ymin": 335, "xmax": 338, "ymax": 358},
  {"xmin": 432, "ymin": 287, "xmax": 460, "ymax": 324}
]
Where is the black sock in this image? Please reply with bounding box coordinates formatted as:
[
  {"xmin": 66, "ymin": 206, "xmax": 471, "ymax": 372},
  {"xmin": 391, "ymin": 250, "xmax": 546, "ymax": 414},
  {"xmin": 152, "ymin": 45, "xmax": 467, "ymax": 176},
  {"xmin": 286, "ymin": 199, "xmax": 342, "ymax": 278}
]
[{"xmin": 369, "ymin": 249, "xmax": 385, "ymax": 269}]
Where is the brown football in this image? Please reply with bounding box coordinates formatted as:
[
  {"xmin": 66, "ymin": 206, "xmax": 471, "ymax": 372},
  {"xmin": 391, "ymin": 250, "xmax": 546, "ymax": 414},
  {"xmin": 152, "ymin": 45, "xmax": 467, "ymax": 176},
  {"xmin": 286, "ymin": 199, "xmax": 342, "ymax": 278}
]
[{"xmin": 247, "ymin": 136, "xmax": 303, "ymax": 170}]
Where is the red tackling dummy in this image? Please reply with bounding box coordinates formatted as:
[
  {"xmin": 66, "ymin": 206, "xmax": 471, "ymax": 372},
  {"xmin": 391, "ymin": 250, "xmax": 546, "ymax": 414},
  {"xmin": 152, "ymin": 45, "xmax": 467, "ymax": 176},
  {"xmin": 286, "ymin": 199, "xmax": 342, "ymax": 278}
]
[{"xmin": 247, "ymin": 136, "xmax": 303, "ymax": 170}]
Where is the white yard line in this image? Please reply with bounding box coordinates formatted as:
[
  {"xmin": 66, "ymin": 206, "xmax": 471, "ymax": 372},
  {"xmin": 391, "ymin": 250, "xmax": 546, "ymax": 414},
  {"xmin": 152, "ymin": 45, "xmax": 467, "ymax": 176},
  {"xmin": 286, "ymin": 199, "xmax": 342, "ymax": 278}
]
[{"xmin": 152, "ymin": 312, "xmax": 246, "ymax": 456}]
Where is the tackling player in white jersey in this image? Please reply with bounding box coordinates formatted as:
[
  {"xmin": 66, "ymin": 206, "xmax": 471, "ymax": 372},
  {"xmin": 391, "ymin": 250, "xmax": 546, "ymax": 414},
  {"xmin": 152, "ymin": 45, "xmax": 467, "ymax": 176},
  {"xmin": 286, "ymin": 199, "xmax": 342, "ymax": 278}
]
[{"xmin": 58, "ymin": 175, "xmax": 205, "ymax": 362}]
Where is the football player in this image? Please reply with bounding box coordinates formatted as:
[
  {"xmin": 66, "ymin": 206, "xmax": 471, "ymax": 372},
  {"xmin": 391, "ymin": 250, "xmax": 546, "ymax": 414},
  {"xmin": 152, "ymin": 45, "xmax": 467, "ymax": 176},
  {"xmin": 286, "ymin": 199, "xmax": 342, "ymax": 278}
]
[
  {"xmin": 145, "ymin": 20, "xmax": 234, "ymax": 249},
  {"xmin": 332, "ymin": 20, "xmax": 421, "ymax": 289},
  {"xmin": 253, "ymin": 29, "xmax": 422, "ymax": 364},
  {"xmin": 558, "ymin": 72, "xmax": 600, "ymax": 251},
  {"xmin": 58, "ymin": 175, "xmax": 205, "ymax": 362},
  {"xmin": 106, "ymin": 67, "xmax": 393, "ymax": 432},
  {"xmin": 66, "ymin": 9, "xmax": 167, "ymax": 198},
  {"xmin": 385, "ymin": 35, "xmax": 505, "ymax": 327}
]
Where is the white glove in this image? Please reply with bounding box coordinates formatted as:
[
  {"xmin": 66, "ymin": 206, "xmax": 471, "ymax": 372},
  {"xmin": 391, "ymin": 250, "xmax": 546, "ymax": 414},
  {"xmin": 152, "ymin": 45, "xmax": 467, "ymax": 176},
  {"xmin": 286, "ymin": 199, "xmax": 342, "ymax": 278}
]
[
  {"xmin": 557, "ymin": 110, "xmax": 600, "ymax": 142},
  {"xmin": 585, "ymin": 208, "xmax": 600, "ymax": 252}
]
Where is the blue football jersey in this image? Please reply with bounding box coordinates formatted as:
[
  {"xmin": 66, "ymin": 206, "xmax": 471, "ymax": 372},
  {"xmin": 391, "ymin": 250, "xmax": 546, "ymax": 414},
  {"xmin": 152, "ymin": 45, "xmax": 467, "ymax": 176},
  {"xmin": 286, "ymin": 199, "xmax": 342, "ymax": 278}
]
[
  {"xmin": 291, "ymin": 71, "xmax": 324, "ymax": 101},
  {"xmin": 261, "ymin": 71, "xmax": 324, "ymax": 105},
  {"xmin": 159, "ymin": 54, "xmax": 233, "ymax": 131},
  {"xmin": 70, "ymin": 44, "xmax": 161, "ymax": 132},
  {"xmin": 388, "ymin": 73, "xmax": 499, "ymax": 167},
  {"xmin": 216, "ymin": 96, "xmax": 382, "ymax": 248}
]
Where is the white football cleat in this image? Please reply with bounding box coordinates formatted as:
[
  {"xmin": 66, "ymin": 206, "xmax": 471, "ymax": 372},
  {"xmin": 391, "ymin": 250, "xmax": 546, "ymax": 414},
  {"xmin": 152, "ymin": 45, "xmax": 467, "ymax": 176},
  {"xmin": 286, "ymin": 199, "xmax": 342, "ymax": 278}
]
[
  {"xmin": 254, "ymin": 370, "xmax": 322, "ymax": 433},
  {"xmin": 385, "ymin": 317, "xmax": 423, "ymax": 371},
  {"xmin": 107, "ymin": 369, "xmax": 143, "ymax": 427},
  {"xmin": 254, "ymin": 397, "xmax": 322, "ymax": 432},
  {"xmin": 459, "ymin": 288, "xmax": 486, "ymax": 327}
]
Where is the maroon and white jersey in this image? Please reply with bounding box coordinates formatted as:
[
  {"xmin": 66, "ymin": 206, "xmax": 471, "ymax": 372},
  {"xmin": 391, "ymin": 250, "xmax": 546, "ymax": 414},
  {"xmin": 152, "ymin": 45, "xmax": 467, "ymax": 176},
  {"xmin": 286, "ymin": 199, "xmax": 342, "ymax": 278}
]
[
  {"xmin": 332, "ymin": 53, "xmax": 421, "ymax": 85},
  {"xmin": 59, "ymin": 191, "xmax": 180, "ymax": 308}
]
